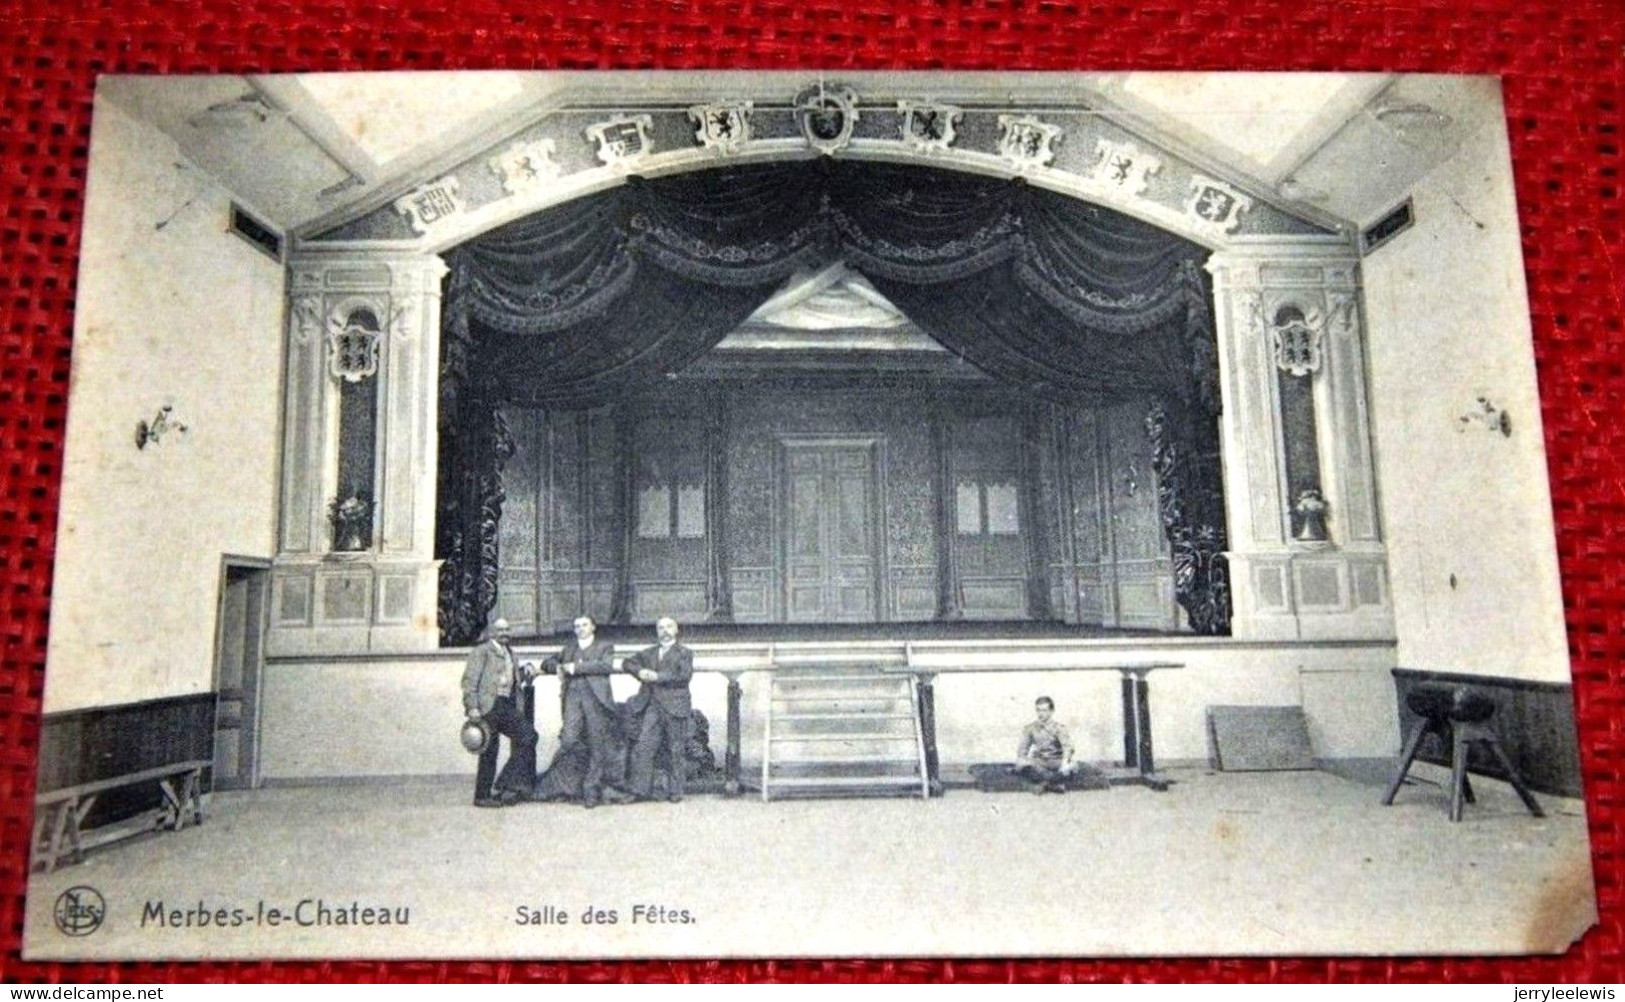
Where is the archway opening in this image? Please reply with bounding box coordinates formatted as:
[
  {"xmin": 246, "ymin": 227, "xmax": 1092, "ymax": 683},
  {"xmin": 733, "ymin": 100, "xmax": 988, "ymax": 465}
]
[{"xmin": 435, "ymin": 159, "xmax": 1229, "ymax": 643}]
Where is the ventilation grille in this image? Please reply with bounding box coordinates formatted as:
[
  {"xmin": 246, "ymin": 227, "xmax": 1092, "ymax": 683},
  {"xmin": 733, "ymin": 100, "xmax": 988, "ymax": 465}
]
[
  {"xmin": 1361, "ymin": 198, "xmax": 1414, "ymax": 255},
  {"xmin": 229, "ymin": 203, "xmax": 283, "ymax": 261}
]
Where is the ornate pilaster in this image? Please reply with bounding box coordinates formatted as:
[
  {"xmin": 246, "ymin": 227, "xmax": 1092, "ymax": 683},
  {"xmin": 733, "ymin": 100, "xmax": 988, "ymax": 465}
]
[
  {"xmin": 1206, "ymin": 241, "xmax": 1394, "ymax": 641},
  {"xmin": 269, "ymin": 250, "xmax": 449, "ymax": 657}
]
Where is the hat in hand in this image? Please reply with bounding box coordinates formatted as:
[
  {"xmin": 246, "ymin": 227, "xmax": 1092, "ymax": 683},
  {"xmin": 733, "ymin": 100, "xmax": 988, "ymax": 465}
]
[{"xmin": 460, "ymin": 717, "xmax": 491, "ymax": 754}]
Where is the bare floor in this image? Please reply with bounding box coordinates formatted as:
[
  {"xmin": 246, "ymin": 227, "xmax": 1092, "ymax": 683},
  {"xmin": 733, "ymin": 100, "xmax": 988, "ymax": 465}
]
[{"xmin": 24, "ymin": 768, "xmax": 1596, "ymax": 960}]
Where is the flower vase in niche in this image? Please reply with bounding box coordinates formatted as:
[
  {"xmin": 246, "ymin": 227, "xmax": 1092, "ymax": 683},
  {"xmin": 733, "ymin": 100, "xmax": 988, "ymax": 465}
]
[
  {"xmin": 1293, "ymin": 488, "xmax": 1330, "ymax": 546},
  {"xmin": 328, "ymin": 495, "xmax": 375, "ymax": 553}
]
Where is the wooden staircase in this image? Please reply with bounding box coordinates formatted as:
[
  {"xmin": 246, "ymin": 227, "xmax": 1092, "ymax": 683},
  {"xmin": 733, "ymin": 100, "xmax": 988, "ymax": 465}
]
[{"xmin": 761, "ymin": 662, "xmax": 930, "ymax": 801}]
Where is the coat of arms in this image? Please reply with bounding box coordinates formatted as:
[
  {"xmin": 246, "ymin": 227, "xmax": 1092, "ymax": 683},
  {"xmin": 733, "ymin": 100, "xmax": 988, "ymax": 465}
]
[
  {"xmin": 392, "ymin": 176, "xmax": 463, "ymax": 235},
  {"xmin": 1185, "ymin": 176, "xmax": 1253, "ymax": 235},
  {"xmin": 586, "ymin": 115, "xmax": 655, "ymax": 168},
  {"xmin": 1089, "ymin": 139, "xmax": 1161, "ymax": 197},
  {"xmin": 327, "ymin": 309, "xmax": 382, "ymax": 383},
  {"xmin": 996, "ymin": 115, "xmax": 1061, "ymax": 169},
  {"xmin": 488, "ymin": 138, "xmax": 561, "ymax": 195},
  {"xmin": 1271, "ymin": 307, "xmax": 1324, "ymax": 377},
  {"xmin": 689, "ymin": 101, "xmax": 753, "ymax": 154},
  {"xmin": 796, "ymin": 84, "xmax": 859, "ymax": 155},
  {"xmin": 898, "ymin": 100, "xmax": 960, "ymax": 154}
]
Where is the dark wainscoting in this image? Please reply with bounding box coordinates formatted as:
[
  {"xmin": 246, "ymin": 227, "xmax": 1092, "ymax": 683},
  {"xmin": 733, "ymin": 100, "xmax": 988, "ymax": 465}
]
[
  {"xmin": 1392, "ymin": 668, "xmax": 1582, "ymax": 799},
  {"xmin": 37, "ymin": 693, "xmax": 216, "ymax": 826}
]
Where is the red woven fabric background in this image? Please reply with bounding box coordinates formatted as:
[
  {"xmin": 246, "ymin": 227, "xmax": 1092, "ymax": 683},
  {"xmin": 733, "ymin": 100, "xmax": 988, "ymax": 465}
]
[{"xmin": 1, "ymin": 0, "xmax": 1621, "ymax": 984}]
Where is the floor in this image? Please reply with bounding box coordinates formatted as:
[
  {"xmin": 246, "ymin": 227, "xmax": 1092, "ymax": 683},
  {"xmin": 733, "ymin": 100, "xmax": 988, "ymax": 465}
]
[{"xmin": 23, "ymin": 767, "xmax": 1596, "ymax": 961}]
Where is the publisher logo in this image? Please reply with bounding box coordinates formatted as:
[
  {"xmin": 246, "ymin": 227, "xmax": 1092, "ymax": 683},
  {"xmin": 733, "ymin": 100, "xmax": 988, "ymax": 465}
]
[{"xmin": 53, "ymin": 886, "xmax": 105, "ymax": 936}]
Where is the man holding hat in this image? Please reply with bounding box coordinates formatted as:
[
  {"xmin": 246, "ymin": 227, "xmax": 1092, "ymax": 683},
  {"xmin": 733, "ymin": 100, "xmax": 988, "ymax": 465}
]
[{"xmin": 461, "ymin": 617, "xmax": 537, "ymax": 807}]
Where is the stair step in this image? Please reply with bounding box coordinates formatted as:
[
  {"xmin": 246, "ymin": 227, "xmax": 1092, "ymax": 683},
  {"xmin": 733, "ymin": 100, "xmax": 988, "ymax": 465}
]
[
  {"xmin": 767, "ymin": 698, "xmax": 910, "ymax": 708},
  {"xmin": 767, "ymin": 775, "xmax": 924, "ymax": 788},
  {"xmin": 766, "ymin": 754, "xmax": 921, "ymax": 766},
  {"xmin": 775, "ymin": 711, "xmax": 917, "ymax": 721},
  {"xmin": 770, "ymin": 732, "xmax": 915, "ymax": 742},
  {"xmin": 774, "ymin": 675, "xmax": 910, "ymax": 686}
]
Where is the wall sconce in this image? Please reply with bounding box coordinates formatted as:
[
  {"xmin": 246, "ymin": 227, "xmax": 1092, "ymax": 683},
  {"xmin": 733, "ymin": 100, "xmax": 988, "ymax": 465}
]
[
  {"xmin": 1458, "ymin": 396, "xmax": 1511, "ymax": 437},
  {"xmin": 135, "ymin": 405, "xmax": 188, "ymax": 450}
]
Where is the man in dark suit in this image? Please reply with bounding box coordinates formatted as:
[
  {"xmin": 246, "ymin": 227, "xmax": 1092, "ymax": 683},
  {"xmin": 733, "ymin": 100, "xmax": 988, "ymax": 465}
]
[
  {"xmin": 539, "ymin": 615, "xmax": 617, "ymax": 808},
  {"xmin": 460, "ymin": 618, "xmax": 537, "ymax": 808},
  {"xmin": 624, "ymin": 616, "xmax": 695, "ymax": 803}
]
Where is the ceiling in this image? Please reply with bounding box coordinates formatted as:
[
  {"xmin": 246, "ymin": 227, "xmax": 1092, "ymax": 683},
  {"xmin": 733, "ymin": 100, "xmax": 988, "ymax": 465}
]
[{"xmin": 98, "ymin": 71, "xmax": 1501, "ymax": 240}]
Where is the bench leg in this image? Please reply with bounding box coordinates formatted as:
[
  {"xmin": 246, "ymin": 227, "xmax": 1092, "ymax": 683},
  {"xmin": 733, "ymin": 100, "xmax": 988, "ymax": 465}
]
[
  {"xmin": 1482, "ymin": 736, "xmax": 1545, "ymax": 818},
  {"xmin": 159, "ymin": 778, "xmax": 185, "ymax": 831},
  {"xmin": 45, "ymin": 795, "xmax": 92, "ymax": 873},
  {"xmin": 182, "ymin": 769, "xmax": 204, "ymax": 826},
  {"xmin": 1450, "ymin": 727, "xmax": 1470, "ymax": 822},
  {"xmin": 67, "ymin": 795, "xmax": 95, "ymax": 866},
  {"xmin": 1382, "ymin": 720, "xmax": 1433, "ymax": 806}
]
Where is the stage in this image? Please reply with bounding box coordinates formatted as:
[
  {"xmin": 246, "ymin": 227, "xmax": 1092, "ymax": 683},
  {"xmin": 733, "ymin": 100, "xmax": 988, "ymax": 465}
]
[
  {"xmin": 254, "ymin": 630, "xmax": 1402, "ymax": 789},
  {"xmin": 514, "ymin": 620, "xmax": 1175, "ymax": 646}
]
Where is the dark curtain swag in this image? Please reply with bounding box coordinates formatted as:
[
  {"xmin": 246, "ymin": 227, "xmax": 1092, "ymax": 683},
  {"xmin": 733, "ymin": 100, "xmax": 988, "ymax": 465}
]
[{"xmin": 437, "ymin": 160, "xmax": 1231, "ymax": 642}]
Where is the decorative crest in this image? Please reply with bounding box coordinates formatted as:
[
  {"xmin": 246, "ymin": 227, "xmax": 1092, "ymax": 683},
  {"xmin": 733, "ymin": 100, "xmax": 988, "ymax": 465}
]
[
  {"xmin": 796, "ymin": 84, "xmax": 860, "ymax": 155},
  {"xmin": 897, "ymin": 100, "xmax": 961, "ymax": 153},
  {"xmin": 1271, "ymin": 307, "xmax": 1324, "ymax": 377},
  {"xmin": 488, "ymin": 138, "xmax": 561, "ymax": 195},
  {"xmin": 996, "ymin": 115, "xmax": 1061, "ymax": 170},
  {"xmin": 1185, "ymin": 176, "xmax": 1252, "ymax": 235},
  {"xmin": 392, "ymin": 176, "xmax": 463, "ymax": 235},
  {"xmin": 586, "ymin": 115, "xmax": 655, "ymax": 169},
  {"xmin": 1088, "ymin": 139, "xmax": 1161, "ymax": 197},
  {"xmin": 688, "ymin": 101, "xmax": 753, "ymax": 154},
  {"xmin": 327, "ymin": 311, "xmax": 381, "ymax": 383}
]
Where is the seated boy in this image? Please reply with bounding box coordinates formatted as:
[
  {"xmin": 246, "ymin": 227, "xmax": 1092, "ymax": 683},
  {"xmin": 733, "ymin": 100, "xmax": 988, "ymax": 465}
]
[{"xmin": 1015, "ymin": 696, "xmax": 1076, "ymax": 794}]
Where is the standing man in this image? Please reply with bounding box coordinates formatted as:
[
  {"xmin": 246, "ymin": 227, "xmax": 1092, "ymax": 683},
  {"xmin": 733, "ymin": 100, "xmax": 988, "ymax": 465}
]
[
  {"xmin": 625, "ymin": 616, "xmax": 695, "ymax": 803},
  {"xmin": 540, "ymin": 615, "xmax": 617, "ymax": 808},
  {"xmin": 461, "ymin": 618, "xmax": 537, "ymax": 808}
]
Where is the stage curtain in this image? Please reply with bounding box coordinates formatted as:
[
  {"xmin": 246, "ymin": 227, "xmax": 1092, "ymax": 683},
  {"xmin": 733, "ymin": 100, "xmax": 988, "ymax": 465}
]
[{"xmin": 438, "ymin": 161, "xmax": 1230, "ymax": 638}]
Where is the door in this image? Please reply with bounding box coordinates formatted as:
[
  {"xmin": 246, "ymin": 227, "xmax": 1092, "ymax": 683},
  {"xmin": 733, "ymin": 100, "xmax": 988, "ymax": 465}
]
[
  {"xmin": 783, "ymin": 442, "xmax": 881, "ymax": 622},
  {"xmin": 213, "ymin": 561, "xmax": 269, "ymax": 789}
]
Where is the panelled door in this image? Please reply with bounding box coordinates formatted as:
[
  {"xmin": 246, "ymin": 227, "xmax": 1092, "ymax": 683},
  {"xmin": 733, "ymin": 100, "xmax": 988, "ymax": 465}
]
[
  {"xmin": 213, "ymin": 561, "xmax": 269, "ymax": 789},
  {"xmin": 783, "ymin": 441, "xmax": 881, "ymax": 622}
]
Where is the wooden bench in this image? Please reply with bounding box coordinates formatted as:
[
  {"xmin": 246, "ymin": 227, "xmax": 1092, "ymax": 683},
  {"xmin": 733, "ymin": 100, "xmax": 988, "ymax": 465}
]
[{"xmin": 32, "ymin": 760, "xmax": 211, "ymax": 873}]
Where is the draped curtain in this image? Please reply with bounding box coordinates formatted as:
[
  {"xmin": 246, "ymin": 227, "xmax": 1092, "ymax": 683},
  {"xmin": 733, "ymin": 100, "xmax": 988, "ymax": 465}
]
[{"xmin": 437, "ymin": 160, "xmax": 1231, "ymax": 642}]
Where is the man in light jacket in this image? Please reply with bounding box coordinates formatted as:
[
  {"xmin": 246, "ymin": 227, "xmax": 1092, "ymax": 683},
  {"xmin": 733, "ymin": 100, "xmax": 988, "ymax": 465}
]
[{"xmin": 461, "ymin": 618, "xmax": 537, "ymax": 807}]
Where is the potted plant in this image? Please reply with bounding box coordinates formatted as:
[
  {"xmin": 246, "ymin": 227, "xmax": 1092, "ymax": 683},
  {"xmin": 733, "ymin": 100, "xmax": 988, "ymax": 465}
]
[
  {"xmin": 1293, "ymin": 487, "xmax": 1330, "ymax": 544},
  {"xmin": 328, "ymin": 494, "xmax": 375, "ymax": 552}
]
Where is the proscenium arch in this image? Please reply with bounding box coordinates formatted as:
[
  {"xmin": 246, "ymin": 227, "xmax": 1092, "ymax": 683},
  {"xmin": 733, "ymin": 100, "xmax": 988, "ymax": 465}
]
[
  {"xmin": 431, "ymin": 155, "xmax": 1237, "ymax": 642},
  {"xmin": 332, "ymin": 141, "xmax": 1341, "ymax": 259},
  {"xmin": 270, "ymin": 135, "xmax": 1387, "ymax": 657}
]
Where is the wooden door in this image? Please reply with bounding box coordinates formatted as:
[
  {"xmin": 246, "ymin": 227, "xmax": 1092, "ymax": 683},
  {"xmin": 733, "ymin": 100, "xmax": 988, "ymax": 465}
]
[
  {"xmin": 213, "ymin": 562, "xmax": 269, "ymax": 789},
  {"xmin": 783, "ymin": 442, "xmax": 880, "ymax": 622}
]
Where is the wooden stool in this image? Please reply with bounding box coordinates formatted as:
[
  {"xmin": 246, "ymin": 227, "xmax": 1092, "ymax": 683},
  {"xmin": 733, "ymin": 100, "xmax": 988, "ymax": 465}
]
[{"xmin": 1381, "ymin": 683, "xmax": 1544, "ymax": 822}]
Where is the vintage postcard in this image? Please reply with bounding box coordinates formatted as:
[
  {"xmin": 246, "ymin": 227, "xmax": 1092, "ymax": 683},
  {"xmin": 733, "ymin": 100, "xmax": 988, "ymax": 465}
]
[{"xmin": 24, "ymin": 71, "xmax": 1595, "ymax": 959}]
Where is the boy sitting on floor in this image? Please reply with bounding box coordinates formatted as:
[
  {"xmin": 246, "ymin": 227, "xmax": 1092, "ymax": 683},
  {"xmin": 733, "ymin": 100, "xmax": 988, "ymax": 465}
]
[{"xmin": 1016, "ymin": 696, "xmax": 1076, "ymax": 794}]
